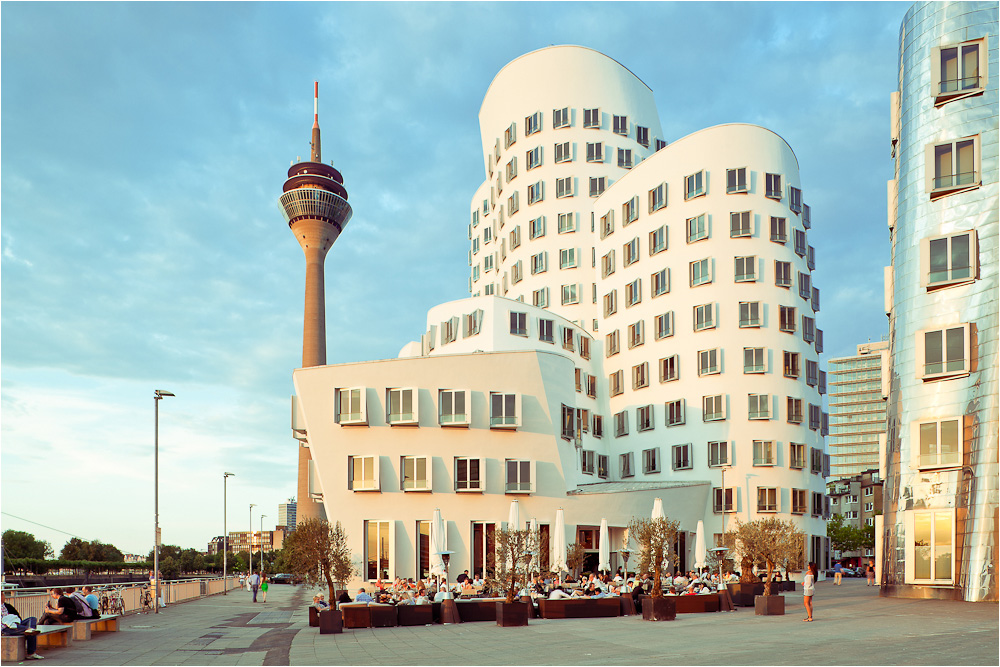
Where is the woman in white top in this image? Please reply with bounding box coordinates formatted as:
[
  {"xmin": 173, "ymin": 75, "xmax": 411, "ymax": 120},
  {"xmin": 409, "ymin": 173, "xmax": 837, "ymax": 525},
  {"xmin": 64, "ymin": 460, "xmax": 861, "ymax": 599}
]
[{"xmin": 802, "ymin": 561, "xmax": 818, "ymax": 621}]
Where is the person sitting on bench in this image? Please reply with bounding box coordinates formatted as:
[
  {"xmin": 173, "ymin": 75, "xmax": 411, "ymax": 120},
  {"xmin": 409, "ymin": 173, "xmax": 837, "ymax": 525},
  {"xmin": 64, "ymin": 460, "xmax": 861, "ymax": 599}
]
[
  {"xmin": 38, "ymin": 589, "xmax": 77, "ymax": 625},
  {"xmin": 2, "ymin": 591, "xmax": 42, "ymax": 660}
]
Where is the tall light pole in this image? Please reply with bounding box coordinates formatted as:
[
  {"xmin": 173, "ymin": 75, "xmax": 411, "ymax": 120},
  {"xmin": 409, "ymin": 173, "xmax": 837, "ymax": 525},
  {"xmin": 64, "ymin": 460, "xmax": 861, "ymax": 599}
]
[
  {"xmin": 153, "ymin": 389, "xmax": 174, "ymax": 615},
  {"xmin": 249, "ymin": 503, "xmax": 257, "ymax": 574},
  {"xmin": 223, "ymin": 472, "xmax": 235, "ymax": 594},
  {"xmin": 259, "ymin": 514, "xmax": 268, "ymax": 575}
]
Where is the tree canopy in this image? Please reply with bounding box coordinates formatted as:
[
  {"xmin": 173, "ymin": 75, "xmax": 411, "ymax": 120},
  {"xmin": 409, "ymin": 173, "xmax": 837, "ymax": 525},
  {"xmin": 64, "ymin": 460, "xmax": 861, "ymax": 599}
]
[
  {"xmin": 827, "ymin": 514, "xmax": 875, "ymax": 554},
  {"xmin": 283, "ymin": 518, "xmax": 357, "ymax": 606},
  {"xmin": 487, "ymin": 528, "xmax": 537, "ymax": 603},
  {"xmin": 627, "ymin": 516, "xmax": 680, "ymax": 598},
  {"xmin": 2, "ymin": 530, "xmax": 53, "ymax": 560},
  {"xmin": 724, "ymin": 518, "xmax": 804, "ymax": 595},
  {"xmin": 61, "ymin": 538, "xmax": 123, "ymax": 562}
]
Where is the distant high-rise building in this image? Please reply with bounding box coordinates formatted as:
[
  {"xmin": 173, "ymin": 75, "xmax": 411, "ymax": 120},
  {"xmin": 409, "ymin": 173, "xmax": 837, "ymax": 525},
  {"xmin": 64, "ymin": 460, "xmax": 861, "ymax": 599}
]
[
  {"xmin": 827, "ymin": 340, "xmax": 889, "ymax": 480},
  {"xmin": 278, "ymin": 498, "xmax": 297, "ymax": 532},
  {"xmin": 882, "ymin": 1, "xmax": 997, "ymax": 602}
]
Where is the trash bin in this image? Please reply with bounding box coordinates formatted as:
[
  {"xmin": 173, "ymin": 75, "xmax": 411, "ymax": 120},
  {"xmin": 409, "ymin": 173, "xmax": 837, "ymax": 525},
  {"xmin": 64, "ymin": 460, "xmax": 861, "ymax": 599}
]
[{"xmin": 318, "ymin": 608, "xmax": 343, "ymax": 634}]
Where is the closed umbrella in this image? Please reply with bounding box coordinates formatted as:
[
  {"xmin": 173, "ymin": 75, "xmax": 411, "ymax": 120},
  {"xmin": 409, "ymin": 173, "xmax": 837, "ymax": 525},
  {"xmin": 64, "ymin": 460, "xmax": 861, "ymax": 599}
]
[
  {"xmin": 552, "ymin": 508, "xmax": 568, "ymax": 573},
  {"xmin": 508, "ymin": 499, "xmax": 521, "ymax": 531},
  {"xmin": 529, "ymin": 518, "xmax": 539, "ymax": 574},
  {"xmin": 694, "ymin": 520, "xmax": 707, "ymax": 571},
  {"xmin": 651, "ymin": 497, "xmax": 665, "ymax": 520},
  {"xmin": 430, "ymin": 508, "xmax": 446, "ymax": 577},
  {"xmin": 598, "ymin": 518, "xmax": 610, "ymax": 573}
]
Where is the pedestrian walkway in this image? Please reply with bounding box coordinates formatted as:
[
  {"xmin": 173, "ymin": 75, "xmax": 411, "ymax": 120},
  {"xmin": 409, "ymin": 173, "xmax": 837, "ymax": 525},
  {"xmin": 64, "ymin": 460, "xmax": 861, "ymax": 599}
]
[{"xmin": 9, "ymin": 580, "xmax": 997, "ymax": 666}]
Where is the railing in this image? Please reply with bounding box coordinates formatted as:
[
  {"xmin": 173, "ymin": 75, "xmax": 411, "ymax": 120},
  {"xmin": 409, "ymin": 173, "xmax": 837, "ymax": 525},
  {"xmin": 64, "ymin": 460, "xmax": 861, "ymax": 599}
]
[{"xmin": 4, "ymin": 576, "xmax": 241, "ymax": 620}]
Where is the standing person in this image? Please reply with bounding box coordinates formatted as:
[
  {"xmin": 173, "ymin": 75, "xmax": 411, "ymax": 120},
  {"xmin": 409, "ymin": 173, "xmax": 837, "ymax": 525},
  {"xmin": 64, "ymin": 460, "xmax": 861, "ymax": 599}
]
[
  {"xmin": 247, "ymin": 571, "xmax": 261, "ymax": 603},
  {"xmin": 833, "ymin": 560, "xmax": 843, "ymax": 586},
  {"xmin": 2, "ymin": 591, "xmax": 42, "ymax": 660},
  {"xmin": 260, "ymin": 576, "xmax": 269, "ymax": 603},
  {"xmin": 803, "ymin": 561, "xmax": 817, "ymax": 622},
  {"xmin": 866, "ymin": 560, "xmax": 876, "ymax": 587}
]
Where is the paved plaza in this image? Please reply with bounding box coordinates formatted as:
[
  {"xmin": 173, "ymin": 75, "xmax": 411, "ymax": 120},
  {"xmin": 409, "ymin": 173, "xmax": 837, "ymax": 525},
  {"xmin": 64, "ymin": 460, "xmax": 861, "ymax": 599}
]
[{"xmin": 8, "ymin": 580, "xmax": 997, "ymax": 666}]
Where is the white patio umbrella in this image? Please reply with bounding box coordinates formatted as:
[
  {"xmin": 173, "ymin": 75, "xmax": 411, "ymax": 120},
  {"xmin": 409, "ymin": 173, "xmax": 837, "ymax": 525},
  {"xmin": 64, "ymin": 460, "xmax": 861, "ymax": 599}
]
[
  {"xmin": 430, "ymin": 508, "xmax": 446, "ymax": 578},
  {"xmin": 694, "ymin": 520, "xmax": 708, "ymax": 571},
  {"xmin": 552, "ymin": 508, "xmax": 568, "ymax": 574},
  {"xmin": 529, "ymin": 518, "xmax": 539, "ymax": 574},
  {"xmin": 508, "ymin": 499, "xmax": 521, "ymax": 531},
  {"xmin": 598, "ymin": 518, "xmax": 610, "ymax": 573},
  {"xmin": 651, "ymin": 497, "xmax": 665, "ymax": 520}
]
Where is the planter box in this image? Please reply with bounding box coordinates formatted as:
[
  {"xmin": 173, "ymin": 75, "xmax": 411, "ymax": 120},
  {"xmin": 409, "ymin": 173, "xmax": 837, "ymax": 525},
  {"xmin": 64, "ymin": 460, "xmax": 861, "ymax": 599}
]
[
  {"xmin": 397, "ymin": 604, "xmax": 434, "ymax": 626},
  {"xmin": 728, "ymin": 582, "xmax": 767, "ymax": 607},
  {"xmin": 495, "ymin": 601, "xmax": 529, "ymax": 627},
  {"xmin": 754, "ymin": 595, "xmax": 785, "ymax": 616},
  {"xmin": 318, "ymin": 609, "xmax": 343, "ymax": 634},
  {"xmin": 641, "ymin": 596, "xmax": 676, "ymax": 621},
  {"xmin": 308, "ymin": 606, "xmax": 319, "ymax": 627},
  {"xmin": 537, "ymin": 598, "xmax": 621, "ymax": 619}
]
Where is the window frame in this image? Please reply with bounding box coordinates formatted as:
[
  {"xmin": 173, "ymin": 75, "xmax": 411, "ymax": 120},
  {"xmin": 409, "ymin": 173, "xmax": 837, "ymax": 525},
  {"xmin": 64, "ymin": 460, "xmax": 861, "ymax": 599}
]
[
  {"xmin": 726, "ymin": 167, "xmax": 748, "ymax": 194},
  {"xmin": 348, "ymin": 454, "xmax": 379, "ymax": 491},
  {"xmin": 400, "ymin": 455, "xmax": 432, "ymax": 492},
  {"xmin": 730, "ymin": 211, "xmax": 752, "ymax": 238},
  {"xmin": 917, "ymin": 323, "xmax": 971, "ymax": 380},
  {"xmin": 454, "ymin": 456, "xmax": 485, "ymax": 492},
  {"xmin": 489, "ymin": 392, "xmax": 522, "ymax": 429},
  {"xmin": 672, "ymin": 443, "xmax": 692, "ymax": 471},
  {"xmin": 920, "ymin": 230, "xmax": 977, "ymax": 290},
  {"xmin": 336, "ymin": 387, "xmax": 368, "ymax": 426},
  {"xmin": 926, "ymin": 135, "xmax": 981, "ymax": 198},
  {"xmin": 684, "ymin": 170, "xmax": 706, "ymax": 200}
]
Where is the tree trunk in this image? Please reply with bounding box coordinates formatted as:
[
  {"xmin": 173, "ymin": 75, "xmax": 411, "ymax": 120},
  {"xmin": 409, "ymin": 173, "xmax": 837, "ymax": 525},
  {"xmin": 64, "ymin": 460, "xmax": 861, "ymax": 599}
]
[
  {"xmin": 763, "ymin": 559, "xmax": 773, "ymax": 596},
  {"xmin": 651, "ymin": 564, "xmax": 663, "ymax": 598}
]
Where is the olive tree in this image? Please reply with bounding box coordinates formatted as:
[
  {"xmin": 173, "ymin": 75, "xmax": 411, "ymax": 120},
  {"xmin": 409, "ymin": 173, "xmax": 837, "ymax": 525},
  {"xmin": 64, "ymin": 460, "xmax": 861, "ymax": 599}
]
[
  {"xmin": 486, "ymin": 528, "xmax": 537, "ymax": 603},
  {"xmin": 284, "ymin": 518, "xmax": 358, "ymax": 606},
  {"xmin": 627, "ymin": 516, "xmax": 680, "ymax": 598},
  {"xmin": 724, "ymin": 518, "xmax": 805, "ymax": 596}
]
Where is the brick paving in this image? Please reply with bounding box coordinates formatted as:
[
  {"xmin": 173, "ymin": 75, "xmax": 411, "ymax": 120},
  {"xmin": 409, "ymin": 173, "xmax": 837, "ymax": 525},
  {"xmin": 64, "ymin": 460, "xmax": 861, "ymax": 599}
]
[{"xmin": 8, "ymin": 579, "xmax": 996, "ymax": 666}]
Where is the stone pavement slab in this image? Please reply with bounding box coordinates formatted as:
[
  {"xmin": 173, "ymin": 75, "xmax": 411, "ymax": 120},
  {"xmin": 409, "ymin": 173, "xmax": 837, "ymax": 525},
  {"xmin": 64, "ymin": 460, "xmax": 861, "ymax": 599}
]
[{"xmin": 6, "ymin": 580, "xmax": 996, "ymax": 666}]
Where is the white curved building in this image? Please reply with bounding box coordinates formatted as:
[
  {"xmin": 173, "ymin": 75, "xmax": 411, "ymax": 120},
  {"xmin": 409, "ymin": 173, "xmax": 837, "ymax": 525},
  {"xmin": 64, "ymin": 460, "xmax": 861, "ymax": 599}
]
[{"xmin": 293, "ymin": 46, "xmax": 830, "ymax": 585}]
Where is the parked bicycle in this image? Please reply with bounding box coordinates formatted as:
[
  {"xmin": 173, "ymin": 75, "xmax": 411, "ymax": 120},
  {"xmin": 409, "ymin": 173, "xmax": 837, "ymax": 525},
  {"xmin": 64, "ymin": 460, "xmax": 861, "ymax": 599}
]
[
  {"xmin": 98, "ymin": 585, "xmax": 126, "ymax": 616},
  {"xmin": 140, "ymin": 584, "xmax": 154, "ymax": 613}
]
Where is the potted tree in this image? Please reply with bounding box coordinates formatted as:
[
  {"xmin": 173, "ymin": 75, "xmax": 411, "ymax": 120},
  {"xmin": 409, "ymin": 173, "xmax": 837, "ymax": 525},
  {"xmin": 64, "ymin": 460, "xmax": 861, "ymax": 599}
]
[
  {"xmin": 565, "ymin": 542, "xmax": 586, "ymax": 581},
  {"xmin": 627, "ymin": 516, "xmax": 680, "ymax": 621},
  {"xmin": 724, "ymin": 518, "xmax": 804, "ymax": 615},
  {"xmin": 284, "ymin": 519, "xmax": 359, "ymax": 633},
  {"xmin": 487, "ymin": 527, "xmax": 537, "ymax": 627}
]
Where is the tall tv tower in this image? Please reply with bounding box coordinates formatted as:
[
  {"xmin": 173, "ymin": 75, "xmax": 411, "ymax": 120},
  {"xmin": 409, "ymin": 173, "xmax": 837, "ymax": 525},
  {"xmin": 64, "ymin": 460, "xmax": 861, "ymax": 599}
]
[{"xmin": 279, "ymin": 82, "xmax": 352, "ymax": 522}]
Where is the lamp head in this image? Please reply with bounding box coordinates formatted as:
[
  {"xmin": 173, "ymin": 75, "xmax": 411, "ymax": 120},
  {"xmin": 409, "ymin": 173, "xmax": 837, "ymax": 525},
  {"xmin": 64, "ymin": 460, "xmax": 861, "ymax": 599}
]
[
  {"xmin": 154, "ymin": 390, "xmax": 175, "ymax": 399},
  {"xmin": 224, "ymin": 472, "xmax": 235, "ymax": 478}
]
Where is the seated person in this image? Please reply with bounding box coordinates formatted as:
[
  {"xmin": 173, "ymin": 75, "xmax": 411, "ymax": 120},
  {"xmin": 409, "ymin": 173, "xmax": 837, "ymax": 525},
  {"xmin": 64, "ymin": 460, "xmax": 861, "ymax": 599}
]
[
  {"xmin": 81, "ymin": 587, "xmax": 101, "ymax": 618},
  {"xmin": 312, "ymin": 594, "xmax": 330, "ymax": 610},
  {"xmin": 2, "ymin": 592, "xmax": 41, "ymax": 661},
  {"xmin": 338, "ymin": 591, "xmax": 352, "ymax": 604},
  {"xmin": 456, "ymin": 570, "xmax": 470, "ymax": 585},
  {"xmin": 698, "ymin": 583, "xmax": 713, "ymax": 595},
  {"xmin": 354, "ymin": 588, "xmax": 374, "ymax": 603},
  {"xmin": 547, "ymin": 586, "xmax": 573, "ymax": 600},
  {"xmin": 39, "ymin": 588, "xmax": 77, "ymax": 625}
]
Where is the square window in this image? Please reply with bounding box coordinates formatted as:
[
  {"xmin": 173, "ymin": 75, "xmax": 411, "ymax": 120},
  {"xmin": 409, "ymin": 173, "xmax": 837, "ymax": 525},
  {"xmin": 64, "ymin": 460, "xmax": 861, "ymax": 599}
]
[
  {"xmin": 928, "ymin": 136, "xmax": 980, "ymax": 198},
  {"xmin": 655, "ymin": 311, "xmax": 674, "ymax": 339},
  {"xmin": 559, "ymin": 248, "xmax": 579, "ymax": 269},
  {"xmin": 400, "ymin": 455, "xmax": 431, "ymax": 491},
  {"xmin": 490, "ymin": 392, "xmax": 520, "ymax": 428},
  {"xmin": 651, "ymin": 268, "xmax": 670, "ymax": 297},
  {"xmin": 636, "ymin": 126, "xmax": 649, "ymax": 147},
  {"xmin": 757, "ymin": 486, "xmax": 777, "ymax": 512},
  {"xmin": 509, "ymin": 311, "xmax": 527, "ymax": 336},
  {"xmin": 917, "ymin": 418, "xmax": 962, "ymax": 469},
  {"xmin": 739, "ymin": 301, "xmax": 761, "ymax": 328},
  {"xmin": 525, "ymin": 111, "xmax": 541, "ymax": 136},
  {"xmin": 708, "ymin": 441, "xmax": 729, "ymax": 467},
  {"xmin": 684, "ymin": 171, "xmax": 705, "ymax": 200},
  {"xmin": 770, "ymin": 216, "xmax": 787, "ymax": 243},
  {"xmin": 775, "ymin": 261, "xmax": 792, "ymax": 287},
  {"xmin": 613, "ymin": 114, "xmax": 628, "ymax": 136},
  {"xmin": 642, "ymin": 447, "xmax": 660, "ymax": 474},
  {"xmin": 744, "ymin": 347, "xmax": 765, "ymax": 374},
  {"xmin": 561, "ymin": 283, "xmax": 579, "ymax": 305},
  {"xmin": 636, "ymin": 403, "xmax": 653, "ymax": 429},
  {"xmin": 532, "ymin": 287, "xmax": 549, "ymax": 308},
  {"xmin": 586, "ymin": 141, "xmax": 603, "ymax": 163},
  {"xmin": 659, "ymin": 355, "xmax": 679, "ymax": 383},
  {"xmin": 672, "ymin": 443, "xmax": 692, "ymax": 470},
  {"xmin": 703, "ymin": 394, "xmax": 725, "ymax": 421},
  {"xmin": 694, "ymin": 303, "xmax": 715, "ymax": 331},
  {"xmin": 779, "ymin": 306, "xmax": 797, "ymax": 333},
  {"xmin": 505, "ymin": 459, "xmax": 533, "ymax": 493},
  {"xmin": 655, "ymin": 138, "xmax": 667, "ymax": 151},
  {"xmin": 713, "ymin": 487, "xmax": 735, "ymax": 513},
  {"xmin": 336, "ymin": 387, "xmax": 367, "ymax": 425},
  {"xmin": 554, "ymin": 141, "xmax": 572, "ymax": 163},
  {"xmin": 727, "ymin": 167, "xmax": 747, "ymax": 194},
  {"xmin": 583, "ymin": 108, "xmax": 600, "ymax": 129},
  {"xmin": 686, "ymin": 213, "xmax": 708, "ymax": 242},
  {"xmin": 735, "ymin": 256, "xmax": 757, "ymax": 282},
  {"xmin": 348, "ymin": 455, "xmax": 378, "ymax": 490},
  {"xmin": 749, "ymin": 394, "xmax": 771, "ymax": 420},
  {"xmin": 526, "ymin": 147, "xmax": 542, "ymax": 170},
  {"xmin": 649, "ymin": 225, "xmax": 667, "ymax": 255},
  {"xmin": 556, "ymin": 176, "xmax": 573, "ymax": 198},
  {"xmin": 665, "ymin": 398, "xmax": 685, "ymax": 426},
  {"xmin": 690, "ymin": 258, "xmax": 712, "ymax": 286},
  {"xmin": 387, "ymin": 387, "xmax": 419, "ymax": 425},
  {"xmin": 617, "ymin": 148, "xmax": 633, "ymax": 169},
  {"xmin": 920, "ymin": 324, "xmax": 970, "ymax": 379},
  {"xmin": 698, "ymin": 348, "xmax": 719, "ymax": 376},
  {"xmin": 557, "ymin": 212, "xmax": 576, "ymax": 234},
  {"xmin": 454, "ymin": 456, "xmax": 483, "ymax": 491},
  {"xmin": 530, "ymin": 251, "xmax": 547, "ymax": 274},
  {"xmin": 528, "ymin": 181, "xmax": 544, "ymax": 204},
  {"xmin": 787, "ymin": 397, "xmax": 803, "ymax": 424},
  {"xmin": 589, "ymin": 176, "xmax": 606, "ymax": 197},
  {"xmin": 553, "ymin": 107, "xmax": 570, "ymax": 128},
  {"xmin": 934, "ymin": 39, "xmax": 985, "ymax": 105},
  {"xmin": 753, "ymin": 440, "xmax": 775, "ymax": 466},
  {"xmin": 730, "ymin": 211, "xmax": 752, "ymax": 237},
  {"xmin": 765, "ymin": 173, "xmax": 782, "ymax": 200},
  {"xmin": 922, "ymin": 231, "xmax": 976, "ymax": 289}
]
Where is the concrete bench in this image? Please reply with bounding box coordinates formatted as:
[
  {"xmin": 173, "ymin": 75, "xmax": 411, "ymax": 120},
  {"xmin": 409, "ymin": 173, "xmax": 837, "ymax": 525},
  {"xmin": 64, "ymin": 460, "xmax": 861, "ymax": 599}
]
[
  {"xmin": 72, "ymin": 615, "xmax": 120, "ymax": 641},
  {"xmin": 3, "ymin": 625, "xmax": 73, "ymax": 661}
]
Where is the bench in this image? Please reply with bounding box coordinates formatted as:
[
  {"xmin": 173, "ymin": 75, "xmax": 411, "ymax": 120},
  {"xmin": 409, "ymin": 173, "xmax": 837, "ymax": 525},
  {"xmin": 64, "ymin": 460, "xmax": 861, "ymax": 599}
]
[
  {"xmin": 396, "ymin": 604, "xmax": 434, "ymax": 626},
  {"xmin": 339, "ymin": 603, "xmax": 398, "ymax": 628},
  {"xmin": 537, "ymin": 597, "xmax": 621, "ymax": 619},
  {"xmin": 72, "ymin": 615, "xmax": 120, "ymax": 641},
  {"xmin": 2, "ymin": 625, "xmax": 74, "ymax": 661},
  {"xmin": 455, "ymin": 599, "xmax": 503, "ymax": 622}
]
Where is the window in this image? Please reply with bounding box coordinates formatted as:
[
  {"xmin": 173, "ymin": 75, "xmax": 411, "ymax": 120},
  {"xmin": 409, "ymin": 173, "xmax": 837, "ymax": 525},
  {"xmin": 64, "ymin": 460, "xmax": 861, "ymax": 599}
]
[
  {"xmin": 753, "ymin": 440, "xmax": 775, "ymax": 466},
  {"xmin": 490, "ymin": 392, "xmax": 520, "ymax": 428},
  {"xmin": 610, "ymin": 114, "xmax": 628, "ymax": 136},
  {"xmin": 792, "ymin": 489, "xmax": 808, "ymax": 515},
  {"xmin": 586, "ymin": 141, "xmax": 603, "ymax": 162},
  {"xmin": 703, "ymin": 394, "xmax": 725, "ymax": 421},
  {"xmin": 783, "ymin": 351, "xmax": 800, "ymax": 378},
  {"xmin": 757, "ymin": 487, "xmax": 777, "ymax": 512},
  {"xmin": 529, "ymin": 216, "xmax": 545, "ymax": 240},
  {"xmin": 589, "ymin": 177, "xmax": 606, "ymax": 197},
  {"xmin": 526, "ymin": 146, "xmax": 542, "ymax": 170},
  {"xmin": 739, "ymin": 301, "xmax": 760, "ymax": 328},
  {"xmin": 922, "ymin": 230, "xmax": 976, "ymax": 288},
  {"xmin": 624, "ymin": 238, "xmax": 640, "ymax": 266},
  {"xmin": 929, "ymin": 136, "xmax": 979, "ymax": 197},
  {"xmin": 617, "ymin": 148, "xmax": 633, "ymax": 169},
  {"xmin": 812, "ymin": 492, "xmax": 825, "ymax": 517},
  {"xmin": 400, "ymin": 455, "xmax": 431, "ymax": 491},
  {"xmin": 625, "ymin": 278, "xmax": 641, "ymax": 307},
  {"xmin": 437, "ymin": 389, "xmax": 470, "ymax": 427},
  {"xmin": 533, "ymin": 287, "xmax": 549, "ymax": 308},
  {"xmin": 649, "ymin": 225, "xmax": 667, "ymax": 255},
  {"xmin": 660, "ymin": 355, "xmax": 679, "ymax": 382},
  {"xmin": 920, "ymin": 324, "xmax": 970, "ymax": 379},
  {"xmin": 348, "ymin": 455, "xmax": 378, "ymax": 491},
  {"xmin": 665, "ymin": 399, "xmax": 685, "ymax": 426},
  {"xmin": 779, "ymin": 306, "xmax": 796, "ymax": 333},
  {"xmin": 672, "ymin": 444, "xmax": 692, "ymax": 470},
  {"xmin": 527, "ymin": 181, "xmax": 543, "ymax": 204},
  {"xmin": 336, "ymin": 387, "xmax": 367, "ymax": 425},
  {"xmin": 620, "ymin": 452, "xmax": 634, "ymax": 478},
  {"xmin": 583, "ymin": 108, "xmax": 600, "ymax": 129},
  {"xmin": 525, "ymin": 111, "xmax": 541, "ymax": 136},
  {"xmin": 581, "ymin": 450, "xmax": 595, "ymax": 475},
  {"xmin": 749, "ymin": 395, "xmax": 771, "ymax": 420},
  {"xmin": 504, "ymin": 123, "xmax": 516, "ymax": 148},
  {"xmin": 865, "ymin": 502, "xmax": 874, "ymax": 512},
  {"xmin": 387, "ymin": 388, "xmax": 418, "ymax": 425},
  {"xmin": 790, "ymin": 443, "xmax": 806, "ymax": 469},
  {"xmin": 509, "ymin": 311, "xmax": 527, "ymax": 336},
  {"xmin": 770, "ymin": 216, "xmax": 787, "ymax": 243},
  {"xmin": 654, "ymin": 311, "xmax": 674, "ymax": 339},
  {"xmin": 627, "ymin": 320, "xmax": 644, "ymax": 348},
  {"xmin": 789, "ymin": 185, "xmax": 802, "ymax": 214},
  {"xmin": 600, "ymin": 211, "xmax": 614, "ymax": 239},
  {"xmin": 708, "ymin": 441, "xmax": 729, "ymax": 467},
  {"xmin": 917, "ymin": 418, "xmax": 962, "ymax": 469},
  {"xmin": 713, "ymin": 487, "xmax": 735, "ymax": 513},
  {"xmin": 509, "ymin": 225, "xmax": 521, "ymax": 249},
  {"xmin": 690, "ymin": 258, "xmax": 712, "ymax": 286},
  {"xmin": 636, "ymin": 125, "xmax": 649, "ymax": 147},
  {"xmin": 483, "ymin": 226, "xmax": 493, "ymax": 243},
  {"xmin": 597, "ymin": 454, "xmax": 609, "ymax": 480},
  {"xmin": 507, "ymin": 191, "xmax": 519, "ymax": 215},
  {"xmin": 765, "ymin": 173, "xmax": 782, "ymax": 200},
  {"xmin": 694, "ymin": 303, "xmax": 715, "ymax": 331},
  {"xmin": 934, "ymin": 39, "xmax": 984, "ymax": 104},
  {"xmin": 614, "ymin": 410, "xmax": 629, "ymax": 437},
  {"xmin": 556, "ymin": 176, "xmax": 573, "ymax": 198},
  {"xmin": 803, "ymin": 316, "xmax": 816, "ymax": 343},
  {"xmin": 655, "ymin": 138, "xmax": 667, "ymax": 151},
  {"xmin": 506, "ymin": 157, "xmax": 518, "ymax": 182},
  {"xmin": 464, "ymin": 309, "xmax": 483, "ymax": 338},
  {"xmin": 730, "ymin": 211, "xmax": 751, "ymax": 237},
  {"xmin": 561, "ymin": 284, "xmax": 580, "ymax": 305},
  {"xmin": 601, "ymin": 250, "xmax": 615, "ymax": 278},
  {"xmin": 554, "ymin": 141, "xmax": 571, "ymax": 163},
  {"xmin": 505, "ymin": 459, "xmax": 534, "ymax": 493},
  {"xmin": 483, "ymin": 253, "xmax": 495, "ymax": 272},
  {"xmin": 812, "ymin": 287, "xmax": 821, "ymax": 312},
  {"xmin": 794, "ymin": 229, "xmax": 807, "ymax": 256},
  {"xmin": 603, "ymin": 290, "xmax": 617, "ymax": 317},
  {"xmin": 557, "ymin": 212, "xmax": 576, "ymax": 234},
  {"xmin": 651, "ymin": 269, "xmax": 670, "ymax": 297},
  {"xmin": 809, "ymin": 404, "xmax": 821, "ymax": 431},
  {"xmin": 441, "ymin": 316, "xmax": 459, "ymax": 345},
  {"xmin": 649, "ymin": 183, "xmax": 666, "ymax": 212},
  {"xmin": 636, "ymin": 403, "xmax": 653, "ymax": 429},
  {"xmin": 606, "ymin": 331, "xmax": 620, "ymax": 358},
  {"xmin": 864, "ymin": 486, "xmax": 874, "ymax": 497},
  {"xmin": 775, "ymin": 261, "xmax": 792, "ymax": 287},
  {"xmin": 642, "ymin": 447, "xmax": 660, "ymax": 474},
  {"xmin": 684, "ymin": 170, "xmax": 705, "ymax": 200},
  {"xmin": 623, "ymin": 196, "xmax": 639, "ymax": 224},
  {"xmin": 559, "ymin": 248, "xmax": 578, "ymax": 269},
  {"xmin": 727, "ymin": 167, "xmax": 747, "ymax": 194},
  {"xmin": 593, "ymin": 414, "xmax": 604, "ymax": 438},
  {"xmin": 686, "ymin": 213, "xmax": 708, "ymax": 242},
  {"xmin": 561, "ymin": 404, "xmax": 576, "ymax": 440},
  {"xmin": 735, "ymin": 255, "xmax": 757, "ymax": 282},
  {"xmin": 585, "ymin": 372, "xmax": 596, "ymax": 397},
  {"xmin": 744, "ymin": 347, "xmax": 765, "ymax": 374},
  {"xmin": 553, "ymin": 106, "xmax": 570, "ymax": 128},
  {"xmin": 530, "ymin": 251, "xmax": 547, "ymax": 275},
  {"xmin": 364, "ymin": 519, "xmax": 392, "ymax": 580},
  {"xmin": 912, "ymin": 511, "xmax": 953, "ymax": 582},
  {"xmin": 538, "ymin": 319, "xmax": 554, "ymax": 344},
  {"xmin": 609, "ymin": 369, "xmax": 623, "ymax": 396},
  {"xmin": 787, "ymin": 398, "xmax": 803, "ymax": 424},
  {"xmin": 455, "ymin": 457, "xmax": 484, "ymax": 492}
]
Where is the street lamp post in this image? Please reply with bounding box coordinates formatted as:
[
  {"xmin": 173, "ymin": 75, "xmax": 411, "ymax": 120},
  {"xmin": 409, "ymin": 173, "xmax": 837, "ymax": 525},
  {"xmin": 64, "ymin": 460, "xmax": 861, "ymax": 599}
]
[
  {"xmin": 223, "ymin": 472, "xmax": 235, "ymax": 594},
  {"xmin": 249, "ymin": 503, "xmax": 257, "ymax": 575},
  {"xmin": 153, "ymin": 389, "xmax": 174, "ymax": 615},
  {"xmin": 259, "ymin": 514, "xmax": 268, "ymax": 575}
]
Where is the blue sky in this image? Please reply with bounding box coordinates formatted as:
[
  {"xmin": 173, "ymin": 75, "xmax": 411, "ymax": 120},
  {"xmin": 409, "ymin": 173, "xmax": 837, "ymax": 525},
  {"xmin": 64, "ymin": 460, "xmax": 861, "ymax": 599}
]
[{"xmin": 1, "ymin": 1, "xmax": 904, "ymax": 555}]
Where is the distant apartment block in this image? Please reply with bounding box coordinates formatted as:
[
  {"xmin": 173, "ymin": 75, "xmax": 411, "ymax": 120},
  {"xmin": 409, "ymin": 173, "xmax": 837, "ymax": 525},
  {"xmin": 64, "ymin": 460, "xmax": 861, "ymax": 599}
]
[
  {"xmin": 828, "ymin": 469, "xmax": 883, "ymax": 564},
  {"xmin": 827, "ymin": 340, "xmax": 888, "ymax": 480},
  {"xmin": 278, "ymin": 498, "xmax": 297, "ymax": 532}
]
